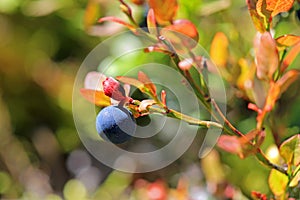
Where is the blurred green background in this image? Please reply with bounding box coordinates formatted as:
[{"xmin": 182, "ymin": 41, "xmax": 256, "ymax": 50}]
[{"xmin": 0, "ymin": 0, "xmax": 299, "ymax": 199}]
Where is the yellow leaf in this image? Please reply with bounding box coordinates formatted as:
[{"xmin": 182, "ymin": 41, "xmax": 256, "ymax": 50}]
[{"xmin": 210, "ymin": 32, "xmax": 229, "ymax": 68}]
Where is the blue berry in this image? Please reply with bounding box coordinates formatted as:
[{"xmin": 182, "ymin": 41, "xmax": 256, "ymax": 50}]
[{"xmin": 96, "ymin": 106, "xmax": 136, "ymax": 144}]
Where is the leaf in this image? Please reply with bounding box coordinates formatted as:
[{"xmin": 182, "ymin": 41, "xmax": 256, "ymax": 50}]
[
  {"xmin": 280, "ymin": 42, "xmax": 300, "ymax": 72},
  {"xmin": 84, "ymin": 71, "xmax": 106, "ymax": 91},
  {"xmin": 84, "ymin": 0, "xmax": 101, "ymax": 30},
  {"xmin": 210, "ymin": 32, "xmax": 229, "ymax": 68},
  {"xmin": 217, "ymin": 135, "xmax": 242, "ymax": 156},
  {"xmin": 276, "ymin": 34, "xmax": 300, "ymax": 47},
  {"xmin": 160, "ymin": 19, "xmax": 199, "ymax": 52},
  {"xmin": 98, "ymin": 16, "xmax": 137, "ymax": 33},
  {"xmin": 277, "ymin": 69, "xmax": 300, "ymax": 96},
  {"xmin": 279, "ymin": 134, "xmax": 300, "ymax": 167},
  {"xmin": 246, "ymin": 0, "xmax": 266, "ymax": 32},
  {"xmin": 147, "ymin": 9, "xmax": 158, "ymax": 36},
  {"xmin": 255, "ymin": 32, "xmax": 279, "ymax": 80},
  {"xmin": 148, "ymin": 0, "xmax": 178, "ymax": 25},
  {"xmin": 116, "ymin": 76, "xmax": 145, "ymax": 91},
  {"xmin": 80, "ymin": 88, "xmax": 111, "ymax": 107},
  {"xmin": 269, "ymin": 0, "xmax": 295, "ymax": 17},
  {"xmin": 268, "ymin": 169, "xmax": 288, "ymax": 197},
  {"xmin": 256, "ymin": 0, "xmax": 272, "ymax": 29},
  {"xmin": 256, "ymin": 0, "xmax": 295, "ymax": 26},
  {"xmin": 289, "ymin": 168, "xmax": 300, "ymax": 187},
  {"xmin": 138, "ymin": 71, "xmax": 157, "ymax": 96}
]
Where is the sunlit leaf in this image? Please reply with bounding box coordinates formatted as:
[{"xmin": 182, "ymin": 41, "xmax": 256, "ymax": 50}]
[
  {"xmin": 246, "ymin": 0, "xmax": 266, "ymax": 32},
  {"xmin": 116, "ymin": 76, "xmax": 144, "ymax": 91},
  {"xmin": 80, "ymin": 88, "xmax": 111, "ymax": 107},
  {"xmin": 148, "ymin": 0, "xmax": 178, "ymax": 25},
  {"xmin": 280, "ymin": 42, "xmax": 300, "ymax": 72},
  {"xmin": 276, "ymin": 34, "xmax": 300, "ymax": 47},
  {"xmin": 98, "ymin": 16, "xmax": 137, "ymax": 33},
  {"xmin": 268, "ymin": 169, "xmax": 288, "ymax": 197},
  {"xmin": 138, "ymin": 71, "xmax": 157, "ymax": 96},
  {"xmin": 269, "ymin": 0, "xmax": 295, "ymax": 17},
  {"xmin": 210, "ymin": 32, "xmax": 229, "ymax": 68},
  {"xmin": 84, "ymin": 0, "xmax": 101, "ymax": 30},
  {"xmin": 147, "ymin": 9, "xmax": 158, "ymax": 36},
  {"xmin": 277, "ymin": 69, "xmax": 300, "ymax": 96},
  {"xmin": 279, "ymin": 134, "xmax": 300, "ymax": 167},
  {"xmin": 255, "ymin": 32, "xmax": 279, "ymax": 80},
  {"xmin": 160, "ymin": 19, "xmax": 199, "ymax": 52},
  {"xmin": 289, "ymin": 167, "xmax": 300, "ymax": 187}
]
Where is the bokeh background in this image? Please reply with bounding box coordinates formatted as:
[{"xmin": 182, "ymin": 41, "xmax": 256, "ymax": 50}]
[{"xmin": 0, "ymin": 0, "xmax": 299, "ymax": 199}]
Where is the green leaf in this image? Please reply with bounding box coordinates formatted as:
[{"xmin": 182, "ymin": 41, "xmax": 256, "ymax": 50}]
[
  {"xmin": 268, "ymin": 169, "xmax": 288, "ymax": 197},
  {"xmin": 279, "ymin": 134, "xmax": 300, "ymax": 167}
]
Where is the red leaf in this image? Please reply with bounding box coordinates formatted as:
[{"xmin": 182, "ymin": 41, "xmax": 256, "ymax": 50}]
[
  {"xmin": 98, "ymin": 16, "xmax": 137, "ymax": 33},
  {"xmin": 138, "ymin": 71, "xmax": 157, "ymax": 96},
  {"xmin": 255, "ymin": 32, "xmax": 279, "ymax": 80},
  {"xmin": 80, "ymin": 88, "xmax": 111, "ymax": 106},
  {"xmin": 217, "ymin": 135, "xmax": 242, "ymax": 155},
  {"xmin": 148, "ymin": 0, "xmax": 178, "ymax": 25}
]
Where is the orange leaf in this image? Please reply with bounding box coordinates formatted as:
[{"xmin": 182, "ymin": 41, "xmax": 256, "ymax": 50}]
[
  {"xmin": 98, "ymin": 16, "xmax": 137, "ymax": 33},
  {"xmin": 270, "ymin": 0, "xmax": 295, "ymax": 17},
  {"xmin": 138, "ymin": 71, "xmax": 157, "ymax": 96},
  {"xmin": 255, "ymin": 32, "xmax": 279, "ymax": 80},
  {"xmin": 160, "ymin": 19, "xmax": 199, "ymax": 52},
  {"xmin": 280, "ymin": 42, "xmax": 300, "ymax": 72},
  {"xmin": 80, "ymin": 88, "xmax": 111, "ymax": 107},
  {"xmin": 276, "ymin": 34, "xmax": 300, "ymax": 47},
  {"xmin": 84, "ymin": 0, "xmax": 101, "ymax": 30},
  {"xmin": 147, "ymin": 9, "xmax": 158, "ymax": 36},
  {"xmin": 116, "ymin": 76, "xmax": 145, "ymax": 91},
  {"xmin": 210, "ymin": 32, "xmax": 229, "ymax": 68},
  {"xmin": 148, "ymin": 0, "xmax": 178, "ymax": 25}
]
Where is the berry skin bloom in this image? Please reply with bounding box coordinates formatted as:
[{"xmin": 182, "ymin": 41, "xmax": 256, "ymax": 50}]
[{"xmin": 96, "ymin": 105, "xmax": 136, "ymax": 144}]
